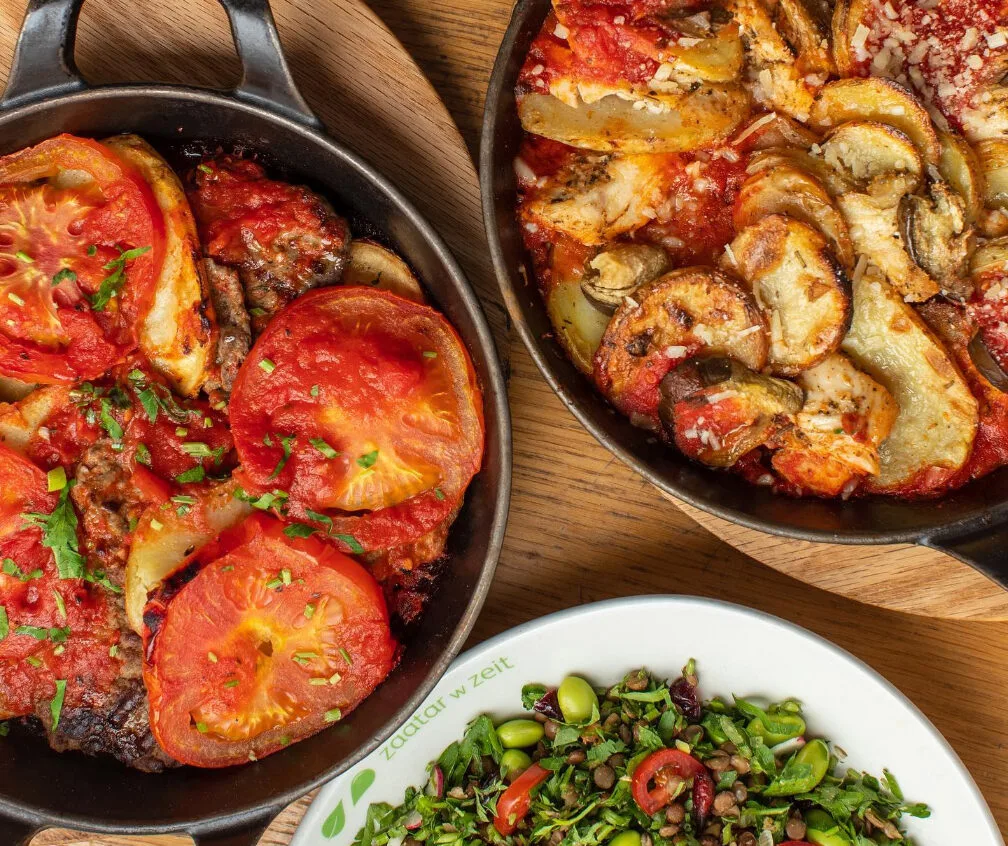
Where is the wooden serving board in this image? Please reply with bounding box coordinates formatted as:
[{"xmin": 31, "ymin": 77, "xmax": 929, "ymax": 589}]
[{"xmin": 3, "ymin": 0, "xmax": 1008, "ymax": 844}]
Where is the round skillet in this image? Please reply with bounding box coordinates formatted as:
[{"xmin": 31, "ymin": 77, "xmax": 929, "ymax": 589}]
[
  {"xmin": 0, "ymin": 0, "xmax": 511, "ymax": 843},
  {"xmin": 481, "ymin": 0, "xmax": 1008, "ymax": 589}
]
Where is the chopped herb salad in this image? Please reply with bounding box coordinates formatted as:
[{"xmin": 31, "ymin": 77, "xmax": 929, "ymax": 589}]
[{"xmin": 354, "ymin": 663, "xmax": 928, "ymax": 846}]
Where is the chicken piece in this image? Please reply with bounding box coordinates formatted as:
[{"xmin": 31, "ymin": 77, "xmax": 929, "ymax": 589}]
[{"xmin": 187, "ymin": 156, "xmax": 351, "ymax": 333}]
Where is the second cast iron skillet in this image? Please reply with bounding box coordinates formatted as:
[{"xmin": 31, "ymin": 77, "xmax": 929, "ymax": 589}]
[
  {"xmin": 0, "ymin": 0, "xmax": 511, "ymax": 843},
  {"xmin": 481, "ymin": 0, "xmax": 1008, "ymax": 587}
]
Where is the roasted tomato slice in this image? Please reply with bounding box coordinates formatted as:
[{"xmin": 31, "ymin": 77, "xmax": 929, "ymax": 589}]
[
  {"xmin": 0, "ymin": 442, "xmax": 120, "ymax": 719},
  {"xmin": 142, "ymin": 512, "xmax": 397, "ymax": 767},
  {"xmin": 230, "ymin": 287, "xmax": 484, "ymax": 553},
  {"xmin": 0, "ymin": 134, "xmax": 165, "ymax": 383}
]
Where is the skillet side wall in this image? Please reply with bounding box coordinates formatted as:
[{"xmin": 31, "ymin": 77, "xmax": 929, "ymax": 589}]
[
  {"xmin": 0, "ymin": 89, "xmax": 508, "ymax": 832},
  {"xmin": 481, "ymin": 0, "xmax": 1008, "ymax": 544}
]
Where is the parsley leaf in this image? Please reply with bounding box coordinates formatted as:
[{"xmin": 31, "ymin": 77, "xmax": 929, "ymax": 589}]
[
  {"xmin": 22, "ymin": 485, "xmax": 85, "ymax": 579},
  {"xmin": 269, "ymin": 435, "xmax": 296, "ymax": 480},
  {"xmin": 2, "ymin": 558, "xmax": 41, "ymax": 581},
  {"xmin": 90, "ymin": 245, "xmax": 150, "ymax": 311},
  {"xmin": 309, "ymin": 437, "xmax": 340, "ymax": 459},
  {"xmin": 283, "ymin": 523, "xmax": 316, "ymax": 539},
  {"xmin": 50, "ymin": 679, "xmax": 66, "ymax": 729},
  {"xmin": 334, "ymin": 533, "xmax": 364, "ymax": 554},
  {"xmin": 356, "ymin": 449, "xmax": 379, "ymax": 469}
]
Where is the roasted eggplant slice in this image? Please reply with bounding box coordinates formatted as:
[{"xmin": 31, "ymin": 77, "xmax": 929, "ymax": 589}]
[
  {"xmin": 771, "ymin": 353, "xmax": 897, "ymax": 496},
  {"xmin": 977, "ymin": 139, "xmax": 1008, "ymax": 237},
  {"xmin": 733, "ymin": 111, "xmax": 819, "ymax": 150},
  {"xmin": 594, "ymin": 267, "xmax": 768, "ymax": 428},
  {"xmin": 727, "ymin": 215, "xmax": 851, "ymax": 375},
  {"xmin": 733, "ymin": 164, "xmax": 855, "ymax": 269},
  {"xmin": 659, "ymin": 356, "xmax": 803, "ymax": 467},
  {"xmin": 835, "ymin": 193, "xmax": 939, "ymax": 303},
  {"xmin": 819, "ymin": 121, "xmax": 923, "ymax": 203},
  {"xmin": 521, "ymin": 153, "xmax": 674, "ymax": 246},
  {"xmin": 898, "ymin": 182, "xmax": 975, "ymax": 298},
  {"xmin": 809, "ymin": 78, "xmax": 941, "ymax": 165},
  {"xmin": 841, "ymin": 264, "xmax": 978, "ymax": 492},
  {"xmin": 581, "ymin": 244, "xmax": 671, "ymax": 314},
  {"xmin": 516, "ymin": 84, "xmax": 751, "ymax": 154},
  {"xmin": 969, "ymin": 236, "xmax": 1008, "ymax": 378}
]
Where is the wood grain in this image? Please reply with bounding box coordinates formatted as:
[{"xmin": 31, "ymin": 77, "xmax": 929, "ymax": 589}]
[{"xmin": 0, "ymin": 0, "xmax": 998, "ymax": 844}]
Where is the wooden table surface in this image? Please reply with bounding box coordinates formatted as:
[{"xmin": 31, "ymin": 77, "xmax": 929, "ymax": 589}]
[{"xmin": 3, "ymin": 0, "xmax": 1007, "ymax": 844}]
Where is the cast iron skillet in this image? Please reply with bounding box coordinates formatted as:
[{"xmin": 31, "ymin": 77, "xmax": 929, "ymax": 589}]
[
  {"xmin": 481, "ymin": 0, "xmax": 1008, "ymax": 587},
  {"xmin": 0, "ymin": 1, "xmax": 511, "ymax": 843}
]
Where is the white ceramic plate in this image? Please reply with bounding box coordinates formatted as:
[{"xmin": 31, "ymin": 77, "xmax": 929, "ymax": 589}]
[{"xmin": 292, "ymin": 596, "xmax": 1002, "ymax": 846}]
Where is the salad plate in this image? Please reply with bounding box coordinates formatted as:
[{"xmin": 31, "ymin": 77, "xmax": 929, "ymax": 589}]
[{"xmin": 292, "ymin": 595, "xmax": 1002, "ymax": 846}]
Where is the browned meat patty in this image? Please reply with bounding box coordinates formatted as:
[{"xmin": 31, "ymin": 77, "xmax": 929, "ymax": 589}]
[
  {"xmin": 203, "ymin": 258, "xmax": 251, "ymax": 393},
  {"xmin": 187, "ymin": 155, "xmax": 351, "ymax": 334}
]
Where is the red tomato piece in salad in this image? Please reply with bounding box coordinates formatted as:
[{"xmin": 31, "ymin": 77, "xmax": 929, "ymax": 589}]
[
  {"xmin": 0, "ymin": 442, "xmax": 119, "ymax": 720},
  {"xmin": 230, "ymin": 287, "xmax": 484, "ymax": 553},
  {"xmin": 142, "ymin": 512, "xmax": 397, "ymax": 767},
  {"xmin": 0, "ymin": 134, "xmax": 165, "ymax": 383}
]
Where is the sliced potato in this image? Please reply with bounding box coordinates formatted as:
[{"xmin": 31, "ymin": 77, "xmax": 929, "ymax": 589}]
[
  {"xmin": 749, "ymin": 61, "xmax": 818, "ymax": 124},
  {"xmin": 971, "ymin": 236, "xmax": 1008, "ymax": 279},
  {"xmin": 547, "ymin": 279, "xmax": 612, "ymax": 375},
  {"xmin": 125, "ymin": 482, "xmax": 252, "ymax": 635},
  {"xmin": 938, "ymin": 131, "xmax": 984, "ymax": 223},
  {"xmin": 660, "ymin": 357, "xmax": 803, "ymax": 467},
  {"xmin": 727, "ymin": 215, "xmax": 851, "ymax": 374},
  {"xmin": 342, "ymin": 239, "xmax": 425, "ymax": 303},
  {"xmin": 104, "ymin": 135, "xmax": 215, "ymax": 397},
  {"xmin": 819, "ymin": 121, "xmax": 922, "ymax": 202},
  {"xmin": 594, "ymin": 267, "xmax": 768, "ymax": 421},
  {"xmin": 960, "ymin": 84, "xmax": 1008, "ymax": 143},
  {"xmin": 729, "ymin": 0, "xmax": 796, "ymax": 65},
  {"xmin": 522, "ymin": 153, "xmax": 673, "ymax": 246},
  {"xmin": 0, "ymin": 376, "xmax": 36, "ymax": 403},
  {"xmin": 829, "ymin": 0, "xmax": 871, "ymax": 76},
  {"xmin": 977, "ymin": 138, "xmax": 1008, "ymax": 210},
  {"xmin": 650, "ymin": 22, "xmax": 745, "ymax": 84},
  {"xmin": 0, "ymin": 386, "xmax": 69, "ymax": 453},
  {"xmin": 516, "ymin": 84, "xmax": 751, "ymax": 154},
  {"xmin": 734, "ymin": 164, "xmax": 855, "ymax": 269},
  {"xmin": 748, "ymin": 146, "xmax": 847, "ymax": 194},
  {"xmin": 771, "ymin": 353, "xmax": 897, "ymax": 496},
  {"xmin": 840, "ymin": 265, "xmax": 978, "ymax": 491},
  {"xmin": 809, "ymin": 78, "xmax": 941, "ymax": 165},
  {"xmin": 836, "ymin": 193, "xmax": 939, "ymax": 302},
  {"xmin": 772, "ymin": 0, "xmax": 835, "ymax": 76}
]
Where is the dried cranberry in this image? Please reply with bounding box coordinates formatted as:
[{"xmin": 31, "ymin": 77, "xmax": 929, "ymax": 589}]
[
  {"xmin": 670, "ymin": 676, "xmax": 701, "ymax": 721},
  {"xmin": 692, "ymin": 771, "xmax": 715, "ymax": 826},
  {"xmin": 533, "ymin": 688, "xmax": 562, "ymax": 721}
]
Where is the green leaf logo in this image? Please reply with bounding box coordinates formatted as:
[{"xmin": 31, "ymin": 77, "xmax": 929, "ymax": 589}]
[
  {"xmin": 321, "ymin": 800, "xmax": 345, "ymax": 839},
  {"xmin": 351, "ymin": 768, "xmax": 376, "ymax": 805}
]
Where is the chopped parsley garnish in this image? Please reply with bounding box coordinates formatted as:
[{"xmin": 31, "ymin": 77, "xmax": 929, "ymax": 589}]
[
  {"xmin": 7, "ymin": 292, "xmax": 24, "ymax": 307},
  {"xmin": 47, "ymin": 466, "xmax": 67, "ymax": 492},
  {"xmin": 176, "ymin": 466, "xmax": 205, "ymax": 484},
  {"xmin": 335, "ymin": 534, "xmax": 364, "ymax": 554},
  {"xmin": 269, "ymin": 435, "xmax": 296, "ymax": 480},
  {"xmin": 85, "ymin": 568, "xmax": 121, "ymax": 594},
  {"xmin": 196, "ymin": 721, "xmax": 208, "ymax": 733},
  {"xmin": 310, "ymin": 437, "xmax": 340, "ymax": 459},
  {"xmin": 135, "ymin": 443, "xmax": 152, "ymax": 466},
  {"xmin": 22, "ymin": 485, "xmax": 85, "ymax": 579},
  {"xmin": 99, "ymin": 397, "xmax": 124, "ymax": 442},
  {"xmin": 249, "ymin": 306, "xmax": 267, "ymax": 317},
  {"xmin": 259, "ymin": 358, "xmax": 276, "ymax": 374},
  {"xmin": 339, "ymin": 648, "xmax": 353, "ymax": 665},
  {"xmin": 304, "ymin": 602, "xmax": 316, "ymax": 619},
  {"xmin": 2, "ymin": 558, "xmax": 42, "ymax": 581},
  {"xmin": 305, "ymin": 508, "xmax": 334, "ymax": 535},
  {"xmin": 109, "ymin": 644, "xmax": 119, "ymax": 658},
  {"xmin": 175, "ymin": 427, "xmax": 188, "ymax": 437},
  {"xmin": 325, "ymin": 708, "xmax": 342, "ymax": 722},
  {"xmin": 234, "ymin": 487, "xmax": 289, "ymax": 514},
  {"xmin": 90, "ymin": 245, "xmax": 151, "ymax": 311},
  {"xmin": 50, "ymin": 679, "xmax": 66, "ymax": 729},
  {"xmin": 14, "ymin": 250, "xmax": 32, "ymax": 263},
  {"xmin": 181, "ymin": 441, "xmax": 213, "ymax": 458},
  {"xmin": 283, "ymin": 523, "xmax": 316, "ymax": 539},
  {"xmin": 310, "ymin": 384, "xmax": 320, "ymax": 397},
  {"xmin": 0, "ymin": 607, "xmax": 7, "ymax": 641},
  {"xmin": 224, "ymin": 679, "xmax": 240, "ymax": 689},
  {"xmin": 434, "ymin": 488, "xmax": 446, "ymax": 501},
  {"xmin": 25, "ymin": 656, "xmax": 41, "ymax": 668},
  {"xmin": 149, "ymin": 518, "xmax": 164, "ymax": 531},
  {"xmin": 52, "ymin": 590, "xmax": 66, "ymax": 622},
  {"xmin": 127, "ymin": 368, "xmax": 189, "ymax": 424},
  {"xmin": 357, "ymin": 449, "xmax": 379, "ymax": 469},
  {"xmin": 422, "ymin": 350, "xmax": 438, "ymax": 359},
  {"xmin": 197, "ymin": 163, "xmax": 213, "ymax": 174},
  {"xmin": 207, "ymin": 652, "xmax": 218, "ymax": 663},
  {"xmin": 86, "ymin": 245, "xmax": 97, "ymax": 257},
  {"xmin": 15, "ymin": 625, "xmax": 69, "ymax": 643},
  {"xmin": 52, "ymin": 268, "xmax": 76, "ymax": 285}
]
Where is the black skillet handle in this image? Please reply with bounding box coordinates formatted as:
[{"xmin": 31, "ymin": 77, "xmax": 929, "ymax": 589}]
[
  {"xmin": 0, "ymin": 0, "xmax": 322, "ymax": 129},
  {"xmin": 188, "ymin": 812, "xmax": 276, "ymax": 846},
  {"xmin": 921, "ymin": 523, "xmax": 1008, "ymax": 590}
]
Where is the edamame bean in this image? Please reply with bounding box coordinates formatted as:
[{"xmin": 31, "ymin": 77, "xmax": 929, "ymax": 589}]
[
  {"xmin": 763, "ymin": 738, "xmax": 831, "ymax": 796},
  {"xmin": 609, "ymin": 831, "xmax": 642, "ymax": 846},
  {"xmin": 557, "ymin": 675, "xmax": 599, "ymax": 724},
  {"xmin": 746, "ymin": 713, "xmax": 806, "ymax": 746},
  {"xmin": 805, "ymin": 809, "xmax": 852, "ymax": 846},
  {"xmin": 497, "ymin": 718, "xmax": 545, "ymax": 749},
  {"xmin": 500, "ymin": 748, "xmax": 532, "ymax": 778}
]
